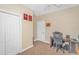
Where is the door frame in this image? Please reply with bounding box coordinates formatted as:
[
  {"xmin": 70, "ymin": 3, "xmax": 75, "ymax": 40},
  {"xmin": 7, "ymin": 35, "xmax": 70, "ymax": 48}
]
[{"xmin": 0, "ymin": 9, "xmax": 22, "ymax": 54}]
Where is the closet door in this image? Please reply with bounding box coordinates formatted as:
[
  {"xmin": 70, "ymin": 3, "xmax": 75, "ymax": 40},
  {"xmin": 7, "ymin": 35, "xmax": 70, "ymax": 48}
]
[
  {"xmin": 0, "ymin": 12, "xmax": 5, "ymax": 55},
  {"xmin": 5, "ymin": 13, "xmax": 21, "ymax": 55},
  {"xmin": 0, "ymin": 12, "xmax": 21, "ymax": 55}
]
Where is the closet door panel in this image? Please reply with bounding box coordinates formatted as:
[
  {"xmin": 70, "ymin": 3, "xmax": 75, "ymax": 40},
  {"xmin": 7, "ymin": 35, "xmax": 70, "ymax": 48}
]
[
  {"xmin": 0, "ymin": 12, "xmax": 5, "ymax": 55},
  {"xmin": 0, "ymin": 12, "xmax": 21, "ymax": 55},
  {"xmin": 5, "ymin": 14, "xmax": 21, "ymax": 55}
]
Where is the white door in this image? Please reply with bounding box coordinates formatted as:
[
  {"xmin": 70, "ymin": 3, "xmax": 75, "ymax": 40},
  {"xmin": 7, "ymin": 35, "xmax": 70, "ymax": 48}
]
[
  {"xmin": 37, "ymin": 21, "xmax": 45, "ymax": 41},
  {"xmin": 5, "ymin": 13, "xmax": 21, "ymax": 55},
  {"xmin": 0, "ymin": 12, "xmax": 21, "ymax": 55}
]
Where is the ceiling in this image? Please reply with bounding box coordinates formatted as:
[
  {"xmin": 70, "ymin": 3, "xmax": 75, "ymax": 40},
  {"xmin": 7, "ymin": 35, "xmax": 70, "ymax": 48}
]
[{"xmin": 24, "ymin": 4, "xmax": 78, "ymax": 16}]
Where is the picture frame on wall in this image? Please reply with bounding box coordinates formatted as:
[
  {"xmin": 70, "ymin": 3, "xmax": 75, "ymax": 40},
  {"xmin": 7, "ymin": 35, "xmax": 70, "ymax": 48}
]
[
  {"xmin": 29, "ymin": 15, "xmax": 32, "ymax": 21},
  {"xmin": 23, "ymin": 13, "xmax": 28, "ymax": 20},
  {"xmin": 23, "ymin": 13, "xmax": 32, "ymax": 21}
]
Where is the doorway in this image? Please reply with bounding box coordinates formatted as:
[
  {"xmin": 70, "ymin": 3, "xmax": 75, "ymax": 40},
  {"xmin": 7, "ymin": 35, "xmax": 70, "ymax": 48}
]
[{"xmin": 37, "ymin": 20, "xmax": 46, "ymax": 42}]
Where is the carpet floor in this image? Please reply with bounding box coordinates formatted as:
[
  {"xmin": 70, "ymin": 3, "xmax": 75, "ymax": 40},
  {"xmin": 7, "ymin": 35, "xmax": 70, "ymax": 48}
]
[{"xmin": 18, "ymin": 41, "xmax": 75, "ymax": 55}]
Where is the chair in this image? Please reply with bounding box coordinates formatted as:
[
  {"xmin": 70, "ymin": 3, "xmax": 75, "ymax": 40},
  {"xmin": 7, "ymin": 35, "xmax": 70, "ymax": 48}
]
[
  {"xmin": 53, "ymin": 32, "xmax": 64, "ymax": 52},
  {"xmin": 63, "ymin": 35, "xmax": 71, "ymax": 53}
]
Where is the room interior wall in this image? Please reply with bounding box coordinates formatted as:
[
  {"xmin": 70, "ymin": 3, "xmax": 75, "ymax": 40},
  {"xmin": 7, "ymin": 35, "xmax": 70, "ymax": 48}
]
[
  {"xmin": 0, "ymin": 4, "xmax": 33, "ymax": 50},
  {"xmin": 34, "ymin": 5, "xmax": 79, "ymax": 43}
]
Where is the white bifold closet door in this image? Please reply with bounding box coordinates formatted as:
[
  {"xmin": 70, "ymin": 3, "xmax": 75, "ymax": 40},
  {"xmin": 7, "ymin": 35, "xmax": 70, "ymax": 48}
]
[
  {"xmin": 0, "ymin": 12, "xmax": 5, "ymax": 55},
  {"xmin": 0, "ymin": 12, "xmax": 21, "ymax": 55}
]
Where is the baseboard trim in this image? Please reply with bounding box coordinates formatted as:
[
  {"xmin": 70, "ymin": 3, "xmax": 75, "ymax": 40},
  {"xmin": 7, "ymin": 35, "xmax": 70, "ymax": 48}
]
[
  {"xmin": 18, "ymin": 45, "xmax": 33, "ymax": 54},
  {"xmin": 34, "ymin": 39, "xmax": 37, "ymax": 41},
  {"xmin": 34, "ymin": 39, "xmax": 50, "ymax": 44},
  {"xmin": 39, "ymin": 40, "xmax": 50, "ymax": 44}
]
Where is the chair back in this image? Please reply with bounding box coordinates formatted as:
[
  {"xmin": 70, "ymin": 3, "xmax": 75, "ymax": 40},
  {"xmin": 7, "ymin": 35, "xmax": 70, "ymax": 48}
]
[{"xmin": 53, "ymin": 32, "xmax": 63, "ymax": 45}]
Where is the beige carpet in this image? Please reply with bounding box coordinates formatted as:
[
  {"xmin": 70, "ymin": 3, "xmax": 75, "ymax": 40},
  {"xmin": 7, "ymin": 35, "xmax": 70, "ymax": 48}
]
[{"xmin": 18, "ymin": 41, "xmax": 75, "ymax": 55}]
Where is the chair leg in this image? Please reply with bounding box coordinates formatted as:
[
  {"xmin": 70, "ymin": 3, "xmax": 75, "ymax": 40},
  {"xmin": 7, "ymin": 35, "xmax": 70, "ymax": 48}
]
[
  {"xmin": 56, "ymin": 47, "xmax": 60, "ymax": 52},
  {"xmin": 61, "ymin": 48, "xmax": 65, "ymax": 53},
  {"xmin": 56, "ymin": 45, "xmax": 63, "ymax": 53}
]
